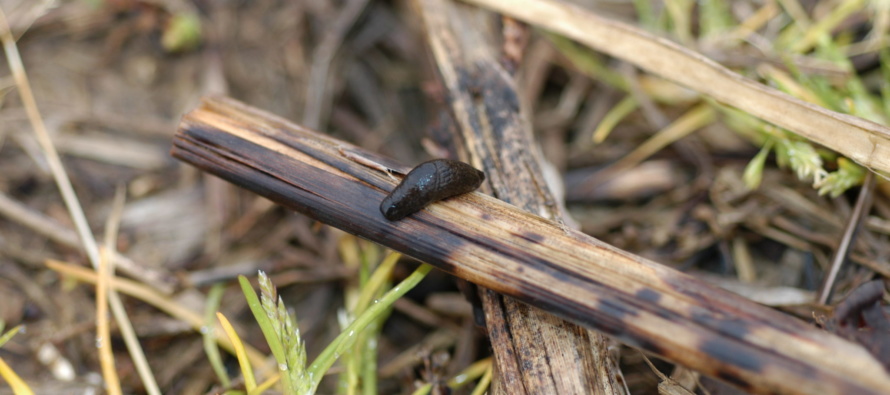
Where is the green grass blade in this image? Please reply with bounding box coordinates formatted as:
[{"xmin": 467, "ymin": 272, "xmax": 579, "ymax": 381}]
[
  {"xmin": 308, "ymin": 264, "xmax": 433, "ymax": 392},
  {"xmin": 203, "ymin": 284, "xmax": 231, "ymax": 387},
  {"xmin": 238, "ymin": 275, "xmax": 294, "ymax": 394},
  {"xmin": 0, "ymin": 325, "xmax": 22, "ymax": 348}
]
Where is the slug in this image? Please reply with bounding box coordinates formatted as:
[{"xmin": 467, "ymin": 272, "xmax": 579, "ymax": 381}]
[{"xmin": 380, "ymin": 159, "xmax": 485, "ymax": 221}]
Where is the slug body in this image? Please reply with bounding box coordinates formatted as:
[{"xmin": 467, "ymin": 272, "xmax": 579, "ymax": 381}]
[{"xmin": 380, "ymin": 159, "xmax": 485, "ymax": 221}]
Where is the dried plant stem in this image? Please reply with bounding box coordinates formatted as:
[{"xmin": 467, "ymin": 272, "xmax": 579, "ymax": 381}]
[
  {"xmin": 97, "ymin": 187, "xmax": 126, "ymax": 395},
  {"xmin": 0, "ymin": 8, "xmax": 97, "ymax": 275},
  {"xmin": 45, "ymin": 260, "xmax": 267, "ymax": 367},
  {"xmin": 415, "ymin": 1, "xmax": 617, "ymax": 391},
  {"xmin": 303, "ymin": 0, "xmax": 370, "ymax": 129},
  {"xmin": 817, "ymin": 171, "xmax": 877, "ymax": 304},
  {"xmin": 173, "ymin": 96, "xmax": 890, "ymax": 394},
  {"xmin": 216, "ymin": 312, "xmax": 258, "ymax": 391},
  {"xmin": 0, "ymin": 356, "xmax": 33, "ymax": 395},
  {"xmin": 0, "ymin": 8, "xmax": 160, "ymax": 394},
  {"xmin": 0, "ymin": 191, "xmax": 173, "ymax": 294},
  {"xmin": 460, "ymin": 0, "xmax": 890, "ymax": 175}
]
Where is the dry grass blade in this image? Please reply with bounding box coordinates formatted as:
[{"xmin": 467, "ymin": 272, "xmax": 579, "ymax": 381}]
[
  {"xmin": 44, "ymin": 260, "xmax": 268, "ymax": 369},
  {"xmin": 97, "ymin": 187, "xmax": 126, "ymax": 395},
  {"xmin": 415, "ymin": 0, "xmax": 616, "ymax": 391},
  {"xmin": 818, "ymin": 171, "xmax": 877, "ymax": 304},
  {"xmin": 576, "ymin": 103, "xmax": 715, "ymax": 196},
  {"xmin": 216, "ymin": 311, "xmax": 258, "ymax": 392},
  {"xmin": 0, "ymin": 191, "xmax": 175, "ymax": 294},
  {"xmin": 0, "ymin": 355, "xmax": 34, "ymax": 395},
  {"xmin": 460, "ymin": 0, "xmax": 890, "ymax": 175},
  {"xmin": 173, "ymin": 96, "xmax": 890, "ymax": 395},
  {"xmin": 303, "ymin": 0, "xmax": 371, "ymax": 130},
  {"xmin": 0, "ymin": 7, "xmax": 161, "ymax": 394},
  {"xmin": 0, "ymin": 3, "xmax": 99, "ymax": 277}
]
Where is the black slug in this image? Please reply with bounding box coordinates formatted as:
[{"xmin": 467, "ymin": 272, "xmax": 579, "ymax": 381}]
[{"xmin": 380, "ymin": 159, "xmax": 485, "ymax": 221}]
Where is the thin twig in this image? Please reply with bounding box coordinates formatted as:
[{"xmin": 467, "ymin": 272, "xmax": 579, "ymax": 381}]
[
  {"xmin": 303, "ymin": 0, "xmax": 370, "ymax": 129},
  {"xmin": 817, "ymin": 171, "xmax": 877, "ymax": 304},
  {"xmin": 0, "ymin": 192, "xmax": 175, "ymax": 294}
]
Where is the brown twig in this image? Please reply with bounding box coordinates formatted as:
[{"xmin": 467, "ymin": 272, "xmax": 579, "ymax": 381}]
[
  {"xmin": 303, "ymin": 0, "xmax": 371, "ymax": 130},
  {"xmin": 173, "ymin": 96, "xmax": 890, "ymax": 395},
  {"xmin": 414, "ymin": 0, "xmax": 619, "ymax": 392},
  {"xmin": 818, "ymin": 171, "xmax": 877, "ymax": 304}
]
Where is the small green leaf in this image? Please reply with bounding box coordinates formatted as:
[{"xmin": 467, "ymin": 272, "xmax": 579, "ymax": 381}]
[
  {"xmin": 744, "ymin": 141, "xmax": 772, "ymax": 190},
  {"xmin": 162, "ymin": 13, "xmax": 202, "ymax": 53},
  {"xmin": 817, "ymin": 158, "xmax": 865, "ymax": 197}
]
